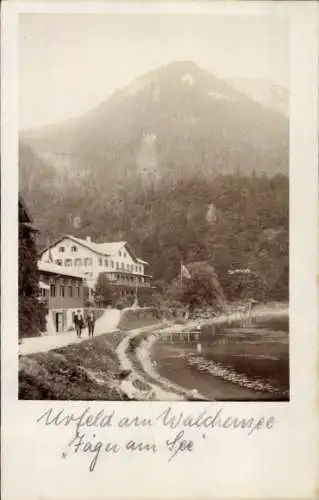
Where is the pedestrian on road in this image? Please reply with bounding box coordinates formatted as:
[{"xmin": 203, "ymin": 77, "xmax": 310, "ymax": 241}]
[
  {"xmin": 86, "ymin": 309, "xmax": 96, "ymax": 337},
  {"xmin": 74, "ymin": 309, "xmax": 84, "ymax": 338}
]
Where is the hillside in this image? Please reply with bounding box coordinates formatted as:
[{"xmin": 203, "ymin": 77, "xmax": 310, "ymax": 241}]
[
  {"xmin": 19, "ymin": 62, "xmax": 289, "ymax": 300},
  {"xmin": 21, "ymin": 61, "xmax": 288, "ymax": 186},
  {"xmin": 226, "ymin": 78, "xmax": 289, "ymax": 117}
]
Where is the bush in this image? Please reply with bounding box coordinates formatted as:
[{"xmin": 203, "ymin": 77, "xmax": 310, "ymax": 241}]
[
  {"xmin": 93, "ymin": 273, "xmax": 114, "ymax": 307},
  {"xmin": 116, "ymin": 301, "xmax": 126, "ymax": 310},
  {"xmin": 19, "ymin": 335, "xmax": 123, "ymax": 400}
]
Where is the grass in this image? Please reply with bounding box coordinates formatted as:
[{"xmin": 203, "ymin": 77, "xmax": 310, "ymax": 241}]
[
  {"xmin": 19, "ymin": 332, "xmax": 127, "ymax": 400},
  {"xmin": 19, "ymin": 308, "xmax": 164, "ymax": 401}
]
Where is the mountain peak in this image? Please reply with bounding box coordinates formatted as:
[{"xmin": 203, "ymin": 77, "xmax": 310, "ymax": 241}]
[{"xmin": 164, "ymin": 60, "xmax": 200, "ymax": 71}]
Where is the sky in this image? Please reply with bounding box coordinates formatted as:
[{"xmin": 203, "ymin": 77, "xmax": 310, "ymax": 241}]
[{"xmin": 19, "ymin": 13, "xmax": 289, "ymax": 130}]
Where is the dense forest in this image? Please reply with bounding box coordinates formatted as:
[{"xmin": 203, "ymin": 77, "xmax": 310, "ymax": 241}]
[{"xmin": 20, "ymin": 161, "xmax": 288, "ymax": 303}]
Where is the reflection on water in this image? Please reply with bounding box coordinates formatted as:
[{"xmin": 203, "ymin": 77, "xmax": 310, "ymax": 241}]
[{"xmin": 153, "ymin": 315, "xmax": 289, "ymax": 401}]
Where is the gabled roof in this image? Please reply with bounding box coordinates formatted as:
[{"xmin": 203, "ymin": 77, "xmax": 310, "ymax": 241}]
[
  {"xmin": 19, "ymin": 194, "xmax": 33, "ymax": 224},
  {"xmin": 68, "ymin": 236, "xmax": 127, "ymax": 257},
  {"xmin": 38, "ymin": 261, "xmax": 85, "ymax": 279},
  {"xmin": 136, "ymin": 257, "xmax": 149, "ymax": 265},
  {"xmin": 39, "ymin": 234, "xmax": 149, "ymax": 265}
]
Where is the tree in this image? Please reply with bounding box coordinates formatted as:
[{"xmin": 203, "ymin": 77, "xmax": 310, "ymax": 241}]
[
  {"xmin": 83, "ymin": 285, "xmax": 92, "ymax": 308},
  {"xmin": 19, "ymin": 226, "xmax": 47, "ymax": 338},
  {"xmin": 93, "ymin": 273, "xmax": 113, "ymax": 307},
  {"xmin": 181, "ymin": 262, "xmax": 225, "ymax": 311},
  {"xmin": 222, "ymin": 270, "xmax": 268, "ymax": 303}
]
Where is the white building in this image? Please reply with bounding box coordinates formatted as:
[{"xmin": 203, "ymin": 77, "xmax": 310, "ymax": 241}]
[{"xmin": 39, "ymin": 235, "xmax": 153, "ymax": 304}]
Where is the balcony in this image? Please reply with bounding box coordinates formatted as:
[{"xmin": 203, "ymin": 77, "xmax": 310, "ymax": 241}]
[
  {"xmin": 112, "ymin": 279, "xmax": 152, "ymax": 288},
  {"xmin": 104, "ymin": 271, "xmax": 152, "ymax": 288}
]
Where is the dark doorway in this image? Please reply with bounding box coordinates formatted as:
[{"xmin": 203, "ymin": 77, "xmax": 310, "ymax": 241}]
[{"xmin": 55, "ymin": 312, "xmax": 63, "ymax": 332}]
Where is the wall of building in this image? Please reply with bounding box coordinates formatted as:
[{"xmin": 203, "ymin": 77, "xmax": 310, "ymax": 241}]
[
  {"xmin": 44, "ymin": 307, "xmax": 85, "ymax": 334},
  {"xmin": 39, "ymin": 269, "xmax": 85, "ymax": 334},
  {"xmin": 41, "ymin": 237, "xmax": 146, "ymax": 290},
  {"xmin": 40, "ymin": 271, "xmax": 84, "ymax": 310},
  {"xmin": 41, "ymin": 238, "xmax": 99, "ymax": 289}
]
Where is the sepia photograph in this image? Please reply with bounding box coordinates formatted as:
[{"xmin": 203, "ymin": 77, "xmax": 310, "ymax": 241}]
[{"xmin": 18, "ymin": 12, "xmax": 289, "ymax": 402}]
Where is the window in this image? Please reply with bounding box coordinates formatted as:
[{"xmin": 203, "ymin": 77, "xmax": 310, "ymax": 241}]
[
  {"xmin": 74, "ymin": 258, "xmax": 83, "ymax": 266},
  {"xmin": 111, "ymin": 260, "xmax": 114, "ymax": 268},
  {"xmin": 76, "ymin": 287, "xmax": 80, "ymax": 297},
  {"xmin": 84, "ymin": 258, "xmax": 92, "ymax": 267},
  {"xmin": 71, "ymin": 246, "xmax": 77, "ymax": 252},
  {"xmin": 99, "ymin": 258, "xmax": 102, "ymax": 266},
  {"xmin": 65, "ymin": 259, "xmax": 72, "ymax": 267},
  {"xmin": 126, "ymin": 263, "xmax": 130, "ymax": 270},
  {"xmin": 116, "ymin": 261, "xmax": 119, "ymax": 269},
  {"xmin": 40, "ymin": 274, "xmax": 44, "ymax": 281},
  {"xmin": 50, "ymin": 284, "xmax": 56, "ymax": 297},
  {"xmin": 123, "ymin": 252, "xmax": 126, "ymax": 258},
  {"xmin": 55, "ymin": 259, "xmax": 63, "ymax": 266},
  {"xmin": 131, "ymin": 264, "xmax": 134, "ymax": 272},
  {"xmin": 119, "ymin": 251, "xmax": 122, "ymax": 257},
  {"xmin": 105, "ymin": 259, "xmax": 108, "ymax": 267},
  {"xmin": 60, "ymin": 285, "xmax": 65, "ymax": 297},
  {"xmin": 58, "ymin": 246, "xmax": 65, "ymax": 253},
  {"xmin": 121, "ymin": 262, "xmax": 124, "ymax": 269},
  {"xmin": 68, "ymin": 286, "xmax": 73, "ymax": 297}
]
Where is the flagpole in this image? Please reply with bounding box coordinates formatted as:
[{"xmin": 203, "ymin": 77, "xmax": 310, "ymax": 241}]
[
  {"xmin": 180, "ymin": 261, "xmax": 183, "ymax": 289},
  {"xmin": 46, "ymin": 236, "xmax": 52, "ymax": 263}
]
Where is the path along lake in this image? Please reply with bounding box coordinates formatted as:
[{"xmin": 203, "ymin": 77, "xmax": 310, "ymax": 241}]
[{"xmin": 151, "ymin": 314, "xmax": 289, "ymax": 401}]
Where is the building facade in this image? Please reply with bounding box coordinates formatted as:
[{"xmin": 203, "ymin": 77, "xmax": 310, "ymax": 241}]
[
  {"xmin": 39, "ymin": 235, "xmax": 154, "ymax": 306},
  {"xmin": 38, "ymin": 261, "xmax": 85, "ymax": 334}
]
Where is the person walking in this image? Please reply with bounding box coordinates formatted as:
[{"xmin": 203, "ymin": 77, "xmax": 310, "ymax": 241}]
[
  {"xmin": 86, "ymin": 309, "xmax": 96, "ymax": 338},
  {"xmin": 74, "ymin": 309, "xmax": 84, "ymax": 338}
]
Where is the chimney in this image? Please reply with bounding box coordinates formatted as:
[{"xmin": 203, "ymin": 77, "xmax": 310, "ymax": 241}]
[{"xmin": 86, "ymin": 236, "xmax": 92, "ymax": 243}]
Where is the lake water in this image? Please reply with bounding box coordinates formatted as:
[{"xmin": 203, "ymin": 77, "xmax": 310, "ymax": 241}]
[{"xmin": 152, "ymin": 315, "xmax": 289, "ymax": 401}]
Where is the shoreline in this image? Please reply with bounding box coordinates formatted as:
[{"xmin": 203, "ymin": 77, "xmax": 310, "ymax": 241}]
[
  {"xmin": 115, "ymin": 323, "xmax": 192, "ymax": 400},
  {"xmin": 116, "ymin": 321, "xmax": 209, "ymax": 400},
  {"xmin": 135, "ymin": 304, "xmax": 289, "ymax": 401}
]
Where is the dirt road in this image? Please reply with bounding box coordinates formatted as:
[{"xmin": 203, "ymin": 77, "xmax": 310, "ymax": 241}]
[{"xmin": 19, "ymin": 309, "xmax": 121, "ymax": 355}]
